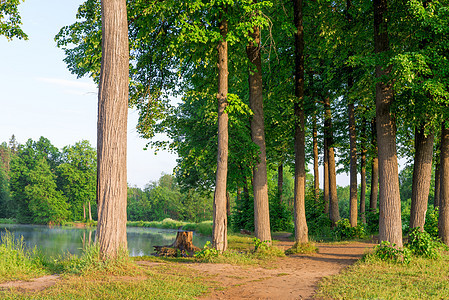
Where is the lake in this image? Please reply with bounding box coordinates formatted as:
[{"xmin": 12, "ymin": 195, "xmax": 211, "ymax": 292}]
[{"xmin": 0, "ymin": 224, "xmax": 210, "ymax": 257}]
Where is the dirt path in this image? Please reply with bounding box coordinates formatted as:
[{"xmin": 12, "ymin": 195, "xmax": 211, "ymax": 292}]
[
  {"xmin": 0, "ymin": 240, "xmax": 375, "ymax": 299},
  {"xmin": 192, "ymin": 240, "xmax": 375, "ymax": 300}
]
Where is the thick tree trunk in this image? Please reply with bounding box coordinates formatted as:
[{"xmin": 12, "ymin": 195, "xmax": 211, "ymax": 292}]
[
  {"xmin": 410, "ymin": 125, "xmax": 434, "ymax": 231},
  {"xmin": 96, "ymin": 0, "xmax": 129, "ymax": 259},
  {"xmin": 293, "ymin": 0, "xmax": 308, "ymax": 243},
  {"xmin": 324, "ymin": 97, "xmax": 340, "ymax": 225},
  {"xmin": 374, "ymin": 0, "xmax": 403, "ymax": 247},
  {"xmin": 212, "ymin": 16, "xmax": 229, "ymax": 253},
  {"xmin": 323, "ymin": 128, "xmax": 329, "ymax": 214},
  {"xmin": 278, "ymin": 164, "xmax": 284, "ymax": 203},
  {"xmin": 313, "ymin": 113, "xmax": 320, "ymax": 202},
  {"xmin": 246, "ymin": 15, "xmax": 271, "ymax": 243},
  {"xmin": 370, "ymin": 119, "xmax": 379, "ymax": 212},
  {"xmin": 154, "ymin": 230, "xmax": 201, "ymax": 257},
  {"xmin": 434, "ymin": 154, "xmax": 441, "ymax": 208},
  {"xmin": 438, "ymin": 124, "xmax": 449, "ymax": 245}
]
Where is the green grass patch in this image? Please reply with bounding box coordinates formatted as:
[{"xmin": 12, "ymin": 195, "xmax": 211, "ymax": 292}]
[
  {"xmin": 0, "ymin": 218, "xmax": 16, "ymax": 224},
  {"xmin": 0, "ymin": 231, "xmax": 48, "ymax": 283},
  {"xmin": 315, "ymin": 250, "xmax": 449, "ymax": 299},
  {"xmin": 285, "ymin": 242, "xmax": 318, "ymax": 255}
]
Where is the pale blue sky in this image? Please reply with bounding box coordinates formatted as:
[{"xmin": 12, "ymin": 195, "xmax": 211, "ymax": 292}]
[{"xmin": 0, "ymin": 0, "xmax": 177, "ymax": 188}]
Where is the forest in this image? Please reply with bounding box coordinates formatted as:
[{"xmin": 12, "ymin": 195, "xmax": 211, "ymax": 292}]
[{"xmin": 1, "ymin": 0, "xmax": 449, "ymax": 298}]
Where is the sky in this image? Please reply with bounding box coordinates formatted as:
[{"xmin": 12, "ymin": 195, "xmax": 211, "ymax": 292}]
[
  {"xmin": 0, "ymin": 0, "xmax": 177, "ymax": 188},
  {"xmin": 0, "ymin": 0, "xmax": 361, "ymax": 189}
]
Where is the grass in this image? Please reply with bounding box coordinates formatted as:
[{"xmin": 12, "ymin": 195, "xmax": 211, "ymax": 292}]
[
  {"xmin": 0, "ymin": 218, "xmax": 16, "ymax": 224},
  {"xmin": 315, "ymin": 250, "xmax": 449, "ymax": 299},
  {"xmin": 0, "ymin": 231, "xmax": 48, "ymax": 283}
]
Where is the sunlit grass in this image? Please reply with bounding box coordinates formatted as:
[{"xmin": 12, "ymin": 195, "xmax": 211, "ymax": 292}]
[
  {"xmin": 315, "ymin": 251, "xmax": 449, "ymax": 299},
  {"xmin": 0, "ymin": 231, "xmax": 48, "ymax": 283}
]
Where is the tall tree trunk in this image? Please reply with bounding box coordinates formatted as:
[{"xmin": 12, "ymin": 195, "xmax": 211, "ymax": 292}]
[
  {"xmin": 324, "ymin": 96, "xmax": 340, "ymax": 225},
  {"xmin": 438, "ymin": 123, "xmax": 449, "ymax": 245},
  {"xmin": 410, "ymin": 125, "xmax": 434, "ymax": 231},
  {"xmin": 246, "ymin": 13, "xmax": 271, "ymax": 243},
  {"xmin": 83, "ymin": 203, "xmax": 86, "ymax": 220},
  {"xmin": 96, "ymin": 0, "xmax": 129, "ymax": 259},
  {"xmin": 370, "ymin": 118, "xmax": 379, "ymax": 212},
  {"xmin": 434, "ymin": 151, "xmax": 441, "ymax": 208},
  {"xmin": 88, "ymin": 201, "xmax": 92, "ymax": 221},
  {"xmin": 212, "ymin": 16, "xmax": 229, "ymax": 252},
  {"xmin": 348, "ymin": 93, "xmax": 358, "ymax": 227},
  {"xmin": 360, "ymin": 118, "xmax": 367, "ymax": 223},
  {"xmin": 278, "ymin": 164, "xmax": 284, "ymax": 203},
  {"xmin": 293, "ymin": 0, "xmax": 308, "ymax": 243},
  {"xmin": 346, "ymin": 0, "xmax": 358, "ymax": 228},
  {"xmin": 323, "ymin": 128, "xmax": 329, "ymax": 213},
  {"xmin": 374, "ymin": 0, "xmax": 403, "ymax": 247},
  {"xmin": 313, "ymin": 113, "xmax": 320, "ymax": 202}
]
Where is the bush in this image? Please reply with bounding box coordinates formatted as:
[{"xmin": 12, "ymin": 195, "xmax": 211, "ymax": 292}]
[
  {"xmin": 424, "ymin": 207, "xmax": 439, "ymax": 239},
  {"xmin": 285, "ymin": 242, "xmax": 318, "ymax": 255},
  {"xmin": 333, "ymin": 218, "xmax": 366, "ymax": 240},
  {"xmin": 370, "ymin": 241, "xmax": 411, "ymax": 264},
  {"xmin": 365, "ymin": 210, "xmax": 379, "ymax": 234},
  {"xmin": 406, "ymin": 227, "xmax": 441, "ymax": 259}
]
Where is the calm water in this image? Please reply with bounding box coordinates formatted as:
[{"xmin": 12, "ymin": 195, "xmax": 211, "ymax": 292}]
[{"xmin": 0, "ymin": 224, "xmax": 210, "ymax": 257}]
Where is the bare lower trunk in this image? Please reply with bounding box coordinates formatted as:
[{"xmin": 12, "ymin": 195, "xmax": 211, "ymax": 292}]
[
  {"xmin": 83, "ymin": 203, "xmax": 86, "ymax": 220},
  {"xmin": 278, "ymin": 164, "xmax": 284, "ymax": 203},
  {"xmin": 438, "ymin": 124, "xmax": 449, "ymax": 245},
  {"xmin": 435, "ymin": 156, "xmax": 441, "ymax": 208},
  {"xmin": 374, "ymin": 0, "xmax": 402, "ymax": 247},
  {"xmin": 247, "ymin": 18, "xmax": 271, "ymax": 243},
  {"xmin": 88, "ymin": 201, "xmax": 92, "ymax": 221},
  {"xmin": 96, "ymin": 0, "xmax": 129, "ymax": 259},
  {"xmin": 313, "ymin": 113, "xmax": 320, "ymax": 202},
  {"xmin": 293, "ymin": 0, "xmax": 308, "ymax": 243},
  {"xmin": 212, "ymin": 16, "xmax": 229, "ymax": 252},
  {"xmin": 360, "ymin": 119, "xmax": 367, "ymax": 223},
  {"xmin": 325, "ymin": 96, "xmax": 340, "ymax": 225},
  {"xmin": 324, "ymin": 131, "xmax": 329, "ymax": 214},
  {"xmin": 348, "ymin": 100, "xmax": 358, "ymax": 227},
  {"xmin": 410, "ymin": 125, "xmax": 434, "ymax": 231},
  {"xmin": 370, "ymin": 119, "xmax": 379, "ymax": 212}
]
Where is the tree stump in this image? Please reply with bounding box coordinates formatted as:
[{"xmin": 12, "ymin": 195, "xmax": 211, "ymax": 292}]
[{"xmin": 153, "ymin": 230, "xmax": 201, "ymax": 257}]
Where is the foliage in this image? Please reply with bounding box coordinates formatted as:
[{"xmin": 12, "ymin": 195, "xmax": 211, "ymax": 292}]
[
  {"xmin": 365, "ymin": 210, "xmax": 379, "ymax": 234},
  {"xmin": 127, "ymin": 174, "xmax": 213, "ymax": 223},
  {"xmin": 370, "ymin": 241, "xmax": 411, "ymax": 264},
  {"xmin": 127, "ymin": 219, "xmax": 213, "ymax": 236},
  {"xmin": 0, "ymin": 0, "xmax": 28, "ymax": 40},
  {"xmin": 194, "ymin": 241, "xmax": 220, "ymax": 262},
  {"xmin": 406, "ymin": 227, "xmax": 441, "ymax": 260},
  {"xmin": 0, "ymin": 231, "xmax": 47, "ymax": 282},
  {"xmin": 424, "ymin": 206, "xmax": 439, "ymax": 239},
  {"xmin": 333, "ymin": 218, "xmax": 366, "ymax": 240},
  {"xmin": 305, "ymin": 196, "xmax": 334, "ymax": 241}
]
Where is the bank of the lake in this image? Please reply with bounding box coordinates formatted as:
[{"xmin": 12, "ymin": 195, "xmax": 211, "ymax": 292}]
[{"xmin": 0, "ymin": 223, "xmax": 210, "ymax": 258}]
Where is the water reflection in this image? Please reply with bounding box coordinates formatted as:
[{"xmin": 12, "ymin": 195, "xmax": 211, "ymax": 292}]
[{"xmin": 0, "ymin": 224, "xmax": 210, "ymax": 258}]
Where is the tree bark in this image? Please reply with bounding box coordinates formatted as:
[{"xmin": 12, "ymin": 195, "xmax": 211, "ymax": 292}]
[
  {"xmin": 360, "ymin": 118, "xmax": 367, "ymax": 223},
  {"xmin": 313, "ymin": 113, "xmax": 320, "ymax": 202},
  {"xmin": 96, "ymin": 0, "xmax": 129, "ymax": 259},
  {"xmin": 348, "ymin": 94, "xmax": 358, "ymax": 227},
  {"xmin": 246, "ymin": 11, "xmax": 271, "ymax": 243},
  {"xmin": 323, "ymin": 126, "xmax": 329, "ymax": 214},
  {"xmin": 409, "ymin": 125, "xmax": 434, "ymax": 231},
  {"xmin": 438, "ymin": 124, "xmax": 449, "ymax": 245},
  {"xmin": 88, "ymin": 201, "xmax": 92, "ymax": 221},
  {"xmin": 374, "ymin": 0, "xmax": 403, "ymax": 247},
  {"xmin": 212, "ymin": 16, "xmax": 229, "ymax": 253},
  {"xmin": 324, "ymin": 96, "xmax": 340, "ymax": 225},
  {"xmin": 293, "ymin": 0, "xmax": 308, "ymax": 243},
  {"xmin": 370, "ymin": 119, "xmax": 379, "ymax": 212},
  {"xmin": 278, "ymin": 164, "xmax": 284, "ymax": 203},
  {"xmin": 434, "ymin": 153, "xmax": 441, "ymax": 208}
]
